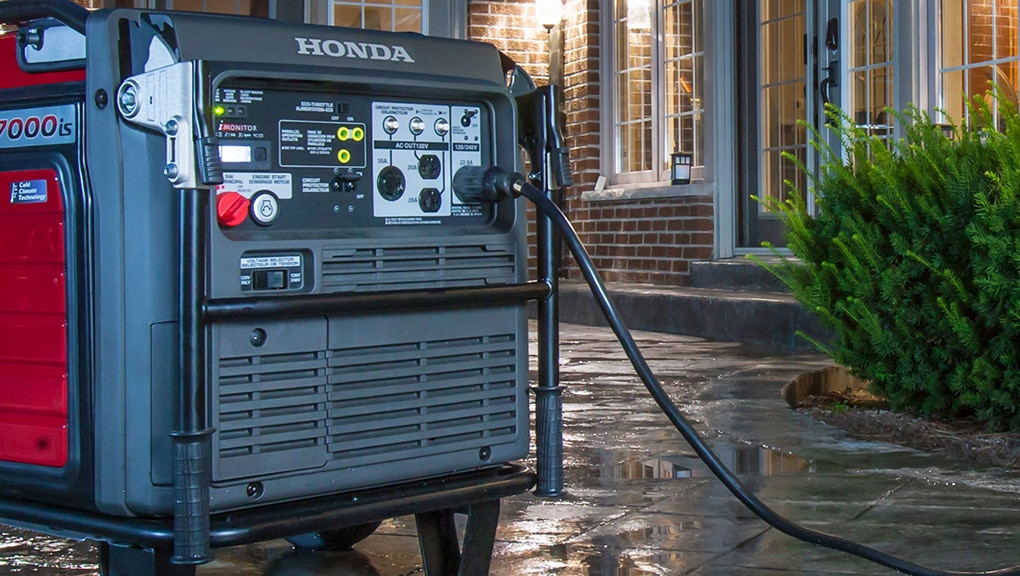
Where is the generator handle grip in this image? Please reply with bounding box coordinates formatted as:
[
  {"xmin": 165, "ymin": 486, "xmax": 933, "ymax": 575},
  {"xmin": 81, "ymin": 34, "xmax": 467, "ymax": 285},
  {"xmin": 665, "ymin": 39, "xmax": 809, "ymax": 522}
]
[
  {"xmin": 523, "ymin": 85, "xmax": 567, "ymax": 498},
  {"xmin": 170, "ymin": 186, "xmax": 212, "ymax": 565},
  {"xmin": 0, "ymin": 0, "xmax": 88, "ymax": 35}
]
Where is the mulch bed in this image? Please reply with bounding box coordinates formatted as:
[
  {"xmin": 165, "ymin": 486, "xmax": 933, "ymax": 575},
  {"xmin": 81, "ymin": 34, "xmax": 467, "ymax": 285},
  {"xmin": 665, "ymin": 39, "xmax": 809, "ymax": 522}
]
[{"xmin": 794, "ymin": 384, "xmax": 1020, "ymax": 468}]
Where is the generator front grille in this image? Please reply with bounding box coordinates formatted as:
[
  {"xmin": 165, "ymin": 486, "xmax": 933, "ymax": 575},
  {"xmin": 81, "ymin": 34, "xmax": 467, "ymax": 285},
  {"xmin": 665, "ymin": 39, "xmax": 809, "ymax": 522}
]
[
  {"xmin": 327, "ymin": 333, "xmax": 519, "ymax": 467},
  {"xmin": 213, "ymin": 329, "xmax": 522, "ymax": 481},
  {"xmin": 216, "ymin": 350, "xmax": 330, "ymax": 479},
  {"xmin": 321, "ymin": 244, "xmax": 516, "ymax": 292}
]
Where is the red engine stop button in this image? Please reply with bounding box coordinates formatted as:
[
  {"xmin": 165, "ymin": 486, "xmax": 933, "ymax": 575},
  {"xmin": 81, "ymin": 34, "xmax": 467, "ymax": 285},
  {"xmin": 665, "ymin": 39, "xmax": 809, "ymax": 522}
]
[{"xmin": 217, "ymin": 191, "xmax": 250, "ymax": 227}]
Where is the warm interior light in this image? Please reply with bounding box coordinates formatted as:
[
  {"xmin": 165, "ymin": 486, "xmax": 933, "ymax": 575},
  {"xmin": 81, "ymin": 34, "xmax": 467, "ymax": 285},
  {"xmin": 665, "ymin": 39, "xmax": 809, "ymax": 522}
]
[
  {"xmin": 535, "ymin": 0, "xmax": 563, "ymax": 30},
  {"xmin": 627, "ymin": 0, "xmax": 653, "ymax": 30}
]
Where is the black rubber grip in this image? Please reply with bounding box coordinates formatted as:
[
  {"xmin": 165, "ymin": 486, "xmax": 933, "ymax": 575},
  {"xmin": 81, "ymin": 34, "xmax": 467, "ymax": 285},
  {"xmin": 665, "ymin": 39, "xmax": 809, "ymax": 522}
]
[
  {"xmin": 533, "ymin": 385, "xmax": 564, "ymax": 496},
  {"xmin": 552, "ymin": 148, "xmax": 573, "ymax": 188},
  {"xmin": 170, "ymin": 431, "xmax": 212, "ymax": 565},
  {"xmin": 198, "ymin": 137, "xmax": 224, "ymax": 186}
]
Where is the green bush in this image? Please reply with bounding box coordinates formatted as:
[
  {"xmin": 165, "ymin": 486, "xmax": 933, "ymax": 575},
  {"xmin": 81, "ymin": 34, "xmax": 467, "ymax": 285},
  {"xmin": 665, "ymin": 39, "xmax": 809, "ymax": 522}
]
[{"xmin": 763, "ymin": 104, "xmax": 1020, "ymax": 430}]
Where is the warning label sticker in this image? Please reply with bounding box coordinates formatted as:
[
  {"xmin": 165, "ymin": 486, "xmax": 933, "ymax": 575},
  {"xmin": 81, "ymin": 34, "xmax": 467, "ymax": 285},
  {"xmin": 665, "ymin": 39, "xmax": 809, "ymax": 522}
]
[
  {"xmin": 9, "ymin": 179, "xmax": 47, "ymax": 204},
  {"xmin": 219, "ymin": 172, "xmax": 293, "ymax": 199}
]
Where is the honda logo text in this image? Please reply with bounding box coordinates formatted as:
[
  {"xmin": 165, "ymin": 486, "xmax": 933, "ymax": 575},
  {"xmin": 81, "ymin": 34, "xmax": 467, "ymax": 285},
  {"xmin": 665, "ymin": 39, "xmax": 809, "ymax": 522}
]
[{"xmin": 295, "ymin": 37, "xmax": 415, "ymax": 63}]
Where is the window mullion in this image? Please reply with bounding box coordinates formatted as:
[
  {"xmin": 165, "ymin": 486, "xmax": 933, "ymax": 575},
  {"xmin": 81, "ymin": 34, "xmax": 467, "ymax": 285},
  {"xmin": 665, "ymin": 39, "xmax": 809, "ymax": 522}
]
[{"xmin": 652, "ymin": 0, "xmax": 664, "ymax": 180}]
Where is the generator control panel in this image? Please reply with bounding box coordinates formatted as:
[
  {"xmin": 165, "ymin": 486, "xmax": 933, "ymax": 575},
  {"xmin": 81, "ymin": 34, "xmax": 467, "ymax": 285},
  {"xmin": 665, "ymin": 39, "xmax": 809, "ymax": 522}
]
[{"xmin": 213, "ymin": 82, "xmax": 491, "ymax": 232}]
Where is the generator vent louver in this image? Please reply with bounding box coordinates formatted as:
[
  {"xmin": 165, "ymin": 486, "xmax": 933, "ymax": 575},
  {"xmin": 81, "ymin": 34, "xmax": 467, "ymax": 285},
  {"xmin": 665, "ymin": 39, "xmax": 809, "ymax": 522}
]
[
  {"xmin": 216, "ymin": 350, "xmax": 331, "ymax": 480},
  {"xmin": 327, "ymin": 333, "xmax": 519, "ymax": 467},
  {"xmin": 213, "ymin": 331, "xmax": 521, "ymax": 481},
  {"xmin": 321, "ymin": 244, "xmax": 516, "ymax": 292}
]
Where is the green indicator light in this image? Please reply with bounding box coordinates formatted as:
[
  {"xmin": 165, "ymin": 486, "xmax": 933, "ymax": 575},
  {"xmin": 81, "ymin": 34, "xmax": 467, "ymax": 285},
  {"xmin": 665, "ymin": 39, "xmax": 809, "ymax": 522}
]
[
  {"xmin": 337, "ymin": 126, "xmax": 350, "ymax": 141},
  {"xmin": 338, "ymin": 149, "xmax": 351, "ymax": 164},
  {"xmin": 214, "ymin": 105, "xmax": 226, "ymax": 116},
  {"xmin": 352, "ymin": 127, "xmax": 365, "ymax": 142}
]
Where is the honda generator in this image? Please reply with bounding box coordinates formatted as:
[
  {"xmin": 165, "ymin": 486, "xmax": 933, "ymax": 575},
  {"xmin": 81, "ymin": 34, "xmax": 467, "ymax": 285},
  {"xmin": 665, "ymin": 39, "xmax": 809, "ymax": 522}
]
[{"xmin": 0, "ymin": 1, "xmax": 557, "ymax": 572}]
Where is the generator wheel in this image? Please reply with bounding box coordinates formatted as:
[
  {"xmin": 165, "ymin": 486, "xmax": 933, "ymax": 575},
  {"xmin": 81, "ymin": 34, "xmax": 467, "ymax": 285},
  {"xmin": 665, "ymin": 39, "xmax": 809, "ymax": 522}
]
[{"xmin": 286, "ymin": 521, "xmax": 383, "ymax": 551}]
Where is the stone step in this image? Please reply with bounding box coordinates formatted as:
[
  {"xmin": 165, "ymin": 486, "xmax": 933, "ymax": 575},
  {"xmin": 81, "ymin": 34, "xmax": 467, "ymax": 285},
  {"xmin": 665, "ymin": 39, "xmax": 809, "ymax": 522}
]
[
  {"xmin": 555, "ymin": 281, "xmax": 829, "ymax": 352},
  {"xmin": 688, "ymin": 256, "xmax": 790, "ymax": 293}
]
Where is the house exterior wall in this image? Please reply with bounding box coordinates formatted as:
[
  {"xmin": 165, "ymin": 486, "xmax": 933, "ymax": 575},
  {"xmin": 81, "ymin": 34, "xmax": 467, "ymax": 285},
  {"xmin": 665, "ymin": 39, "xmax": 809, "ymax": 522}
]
[{"xmin": 469, "ymin": 0, "xmax": 714, "ymax": 286}]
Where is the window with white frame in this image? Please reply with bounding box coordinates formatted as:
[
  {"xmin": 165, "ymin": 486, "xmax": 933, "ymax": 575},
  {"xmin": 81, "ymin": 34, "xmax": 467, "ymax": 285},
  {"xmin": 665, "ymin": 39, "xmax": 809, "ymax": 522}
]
[
  {"xmin": 116, "ymin": 0, "xmax": 426, "ymax": 33},
  {"xmin": 114, "ymin": 0, "xmax": 268, "ymax": 15},
  {"xmin": 850, "ymin": 0, "xmax": 894, "ymax": 137},
  {"xmin": 757, "ymin": 0, "xmax": 806, "ymax": 210},
  {"xmin": 168, "ymin": 0, "xmax": 258, "ymax": 12},
  {"xmin": 330, "ymin": 0, "xmax": 424, "ymax": 32},
  {"xmin": 940, "ymin": 0, "xmax": 1020, "ymax": 127},
  {"xmin": 609, "ymin": 0, "xmax": 704, "ymax": 185}
]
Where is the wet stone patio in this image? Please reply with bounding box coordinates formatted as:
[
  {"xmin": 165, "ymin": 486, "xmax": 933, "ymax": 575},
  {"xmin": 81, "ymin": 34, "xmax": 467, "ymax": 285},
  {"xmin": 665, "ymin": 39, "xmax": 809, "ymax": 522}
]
[{"xmin": 4, "ymin": 322, "xmax": 1020, "ymax": 575}]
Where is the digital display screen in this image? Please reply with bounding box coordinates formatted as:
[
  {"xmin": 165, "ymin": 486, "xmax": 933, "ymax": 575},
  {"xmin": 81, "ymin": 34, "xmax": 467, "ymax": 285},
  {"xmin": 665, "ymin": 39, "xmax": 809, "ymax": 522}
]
[{"xmin": 220, "ymin": 144, "xmax": 252, "ymax": 163}]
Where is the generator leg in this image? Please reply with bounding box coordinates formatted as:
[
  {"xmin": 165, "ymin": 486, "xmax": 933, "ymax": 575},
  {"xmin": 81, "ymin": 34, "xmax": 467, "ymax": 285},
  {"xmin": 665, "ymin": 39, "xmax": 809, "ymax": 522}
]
[
  {"xmin": 415, "ymin": 498, "xmax": 501, "ymax": 576},
  {"xmin": 98, "ymin": 542, "xmax": 195, "ymax": 576}
]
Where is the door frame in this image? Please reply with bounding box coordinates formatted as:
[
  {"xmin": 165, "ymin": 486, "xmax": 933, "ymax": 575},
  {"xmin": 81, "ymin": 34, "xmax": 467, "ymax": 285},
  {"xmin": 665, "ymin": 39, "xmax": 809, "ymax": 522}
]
[{"xmin": 729, "ymin": 0, "xmax": 849, "ymax": 252}]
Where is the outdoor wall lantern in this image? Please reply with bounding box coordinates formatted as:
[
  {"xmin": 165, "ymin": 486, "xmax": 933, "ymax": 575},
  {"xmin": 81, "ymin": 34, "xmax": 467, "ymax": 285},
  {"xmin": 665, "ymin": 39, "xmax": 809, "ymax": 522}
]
[
  {"xmin": 671, "ymin": 151, "xmax": 692, "ymax": 185},
  {"xmin": 535, "ymin": 0, "xmax": 563, "ymax": 30},
  {"xmin": 936, "ymin": 123, "xmax": 956, "ymax": 140}
]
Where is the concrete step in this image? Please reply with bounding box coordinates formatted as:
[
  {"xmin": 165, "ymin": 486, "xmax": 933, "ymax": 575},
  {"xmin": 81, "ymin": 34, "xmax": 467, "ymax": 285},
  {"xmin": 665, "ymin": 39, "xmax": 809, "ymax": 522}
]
[
  {"xmin": 555, "ymin": 281, "xmax": 830, "ymax": 352},
  {"xmin": 688, "ymin": 256, "xmax": 790, "ymax": 293}
]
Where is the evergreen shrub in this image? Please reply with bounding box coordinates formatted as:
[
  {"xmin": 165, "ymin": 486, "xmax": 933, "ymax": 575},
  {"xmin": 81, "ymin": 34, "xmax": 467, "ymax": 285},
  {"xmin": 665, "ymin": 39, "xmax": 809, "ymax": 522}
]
[{"xmin": 764, "ymin": 104, "xmax": 1020, "ymax": 430}]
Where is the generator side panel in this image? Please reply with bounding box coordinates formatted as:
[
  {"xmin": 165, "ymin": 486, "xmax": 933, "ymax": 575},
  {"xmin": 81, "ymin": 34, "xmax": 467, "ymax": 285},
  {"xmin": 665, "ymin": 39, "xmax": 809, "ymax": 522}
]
[
  {"xmin": 0, "ymin": 30, "xmax": 94, "ymax": 502},
  {"xmin": 85, "ymin": 10, "xmax": 185, "ymax": 516},
  {"xmin": 0, "ymin": 168, "xmax": 69, "ymax": 468}
]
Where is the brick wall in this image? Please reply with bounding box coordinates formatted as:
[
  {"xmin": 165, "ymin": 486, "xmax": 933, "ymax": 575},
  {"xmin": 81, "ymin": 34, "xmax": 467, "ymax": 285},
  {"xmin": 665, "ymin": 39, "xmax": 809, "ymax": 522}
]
[
  {"xmin": 467, "ymin": 0, "xmax": 714, "ymax": 286},
  {"xmin": 560, "ymin": 0, "xmax": 601, "ymax": 195},
  {"xmin": 467, "ymin": 0, "xmax": 553, "ymax": 85},
  {"xmin": 568, "ymin": 196, "xmax": 714, "ymax": 283}
]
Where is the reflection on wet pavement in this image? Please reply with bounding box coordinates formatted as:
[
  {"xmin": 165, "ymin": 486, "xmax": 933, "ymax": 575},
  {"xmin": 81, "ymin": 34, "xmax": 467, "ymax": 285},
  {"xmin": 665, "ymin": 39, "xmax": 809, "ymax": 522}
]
[
  {"xmin": 4, "ymin": 322, "xmax": 1020, "ymax": 575},
  {"xmin": 0, "ymin": 527, "xmax": 95, "ymax": 575},
  {"xmin": 607, "ymin": 456, "xmax": 694, "ymax": 480},
  {"xmin": 604, "ymin": 446, "xmax": 811, "ymax": 482}
]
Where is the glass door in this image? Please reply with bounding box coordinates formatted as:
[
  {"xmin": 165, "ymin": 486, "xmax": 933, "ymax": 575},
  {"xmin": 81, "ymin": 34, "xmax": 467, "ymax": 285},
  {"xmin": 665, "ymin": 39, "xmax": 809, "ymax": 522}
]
[
  {"xmin": 737, "ymin": 0, "xmax": 840, "ymax": 248},
  {"xmin": 849, "ymin": 0, "xmax": 895, "ymax": 138}
]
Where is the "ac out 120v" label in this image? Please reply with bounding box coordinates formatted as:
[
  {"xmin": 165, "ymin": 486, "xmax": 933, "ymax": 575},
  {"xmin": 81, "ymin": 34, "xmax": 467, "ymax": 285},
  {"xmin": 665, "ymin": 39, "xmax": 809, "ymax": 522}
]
[{"xmin": 0, "ymin": 105, "xmax": 75, "ymax": 149}]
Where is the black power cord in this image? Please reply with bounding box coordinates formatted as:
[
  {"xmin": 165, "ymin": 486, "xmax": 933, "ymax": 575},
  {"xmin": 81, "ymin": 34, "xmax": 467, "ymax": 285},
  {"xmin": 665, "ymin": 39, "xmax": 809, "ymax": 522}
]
[{"xmin": 453, "ymin": 165, "xmax": 1020, "ymax": 576}]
